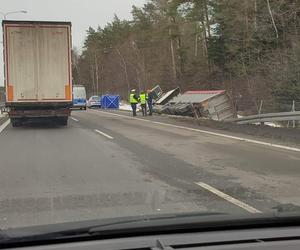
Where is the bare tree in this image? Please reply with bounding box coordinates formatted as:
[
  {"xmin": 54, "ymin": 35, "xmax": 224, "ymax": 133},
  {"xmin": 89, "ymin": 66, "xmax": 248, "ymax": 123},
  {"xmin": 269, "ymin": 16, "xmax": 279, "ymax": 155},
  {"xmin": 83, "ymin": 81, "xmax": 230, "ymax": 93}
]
[
  {"xmin": 115, "ymin": 47, "xmax": 130, "ymax": 95},
  {"xmin": 266, "ymin": 0, "xmax": 279, "ymax": 38}
]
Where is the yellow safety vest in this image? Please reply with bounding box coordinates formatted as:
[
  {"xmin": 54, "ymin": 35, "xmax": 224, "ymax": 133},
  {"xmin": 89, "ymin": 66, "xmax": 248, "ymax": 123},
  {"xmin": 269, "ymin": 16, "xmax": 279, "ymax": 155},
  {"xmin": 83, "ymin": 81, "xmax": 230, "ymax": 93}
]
[
  {"xmin": 140, "ymin": 93, "xmax": 147, "ymax": 104},
  {"xmin": 129, "ymin": 93, "xmax": 138, "ymax": 104}
]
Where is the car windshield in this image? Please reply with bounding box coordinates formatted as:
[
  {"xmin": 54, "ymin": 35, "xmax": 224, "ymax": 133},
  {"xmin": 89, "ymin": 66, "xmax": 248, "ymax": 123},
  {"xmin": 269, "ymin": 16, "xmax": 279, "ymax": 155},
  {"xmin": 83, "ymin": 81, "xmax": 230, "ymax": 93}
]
[{"xmin": 0, "ymin": 0, "xmax": 300, "ymax": 239}]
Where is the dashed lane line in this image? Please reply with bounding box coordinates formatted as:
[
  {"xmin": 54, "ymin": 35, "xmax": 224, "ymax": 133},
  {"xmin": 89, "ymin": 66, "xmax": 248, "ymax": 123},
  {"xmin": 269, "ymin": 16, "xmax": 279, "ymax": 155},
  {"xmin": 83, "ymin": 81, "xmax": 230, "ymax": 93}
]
[
  {"xmin": 92, "ymin": 110, "xmax": 300, "ymax": 153},
  {"xmin": 71, "ymin": 117, "xmax": 79, "ymax": 122},
  {"xmin": 195, "ymin": 181, "xmax": 262, "ymax": 213},
  {"xmin": 0, "ymin": 119, "xmax": 10, "ymax": 134},
  {"xmin": 94, "ymin": 129, "xmax": 114, "ymax": 140}
]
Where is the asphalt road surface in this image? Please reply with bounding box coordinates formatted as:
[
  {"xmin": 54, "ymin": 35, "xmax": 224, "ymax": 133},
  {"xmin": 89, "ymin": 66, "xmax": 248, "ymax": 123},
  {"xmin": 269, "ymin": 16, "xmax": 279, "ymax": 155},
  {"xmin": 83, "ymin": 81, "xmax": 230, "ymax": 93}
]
[{"xmin": 0, "ymin": 109, "xmax": 300, "ymax": 229}]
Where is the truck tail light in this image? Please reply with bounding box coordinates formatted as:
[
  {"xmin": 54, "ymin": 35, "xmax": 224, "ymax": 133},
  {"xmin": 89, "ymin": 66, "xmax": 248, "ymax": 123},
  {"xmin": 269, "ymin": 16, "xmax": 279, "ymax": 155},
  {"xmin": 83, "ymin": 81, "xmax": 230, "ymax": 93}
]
[{"xmin": 7, "ymin": 86, "xmax": 14, "ymax": 101}]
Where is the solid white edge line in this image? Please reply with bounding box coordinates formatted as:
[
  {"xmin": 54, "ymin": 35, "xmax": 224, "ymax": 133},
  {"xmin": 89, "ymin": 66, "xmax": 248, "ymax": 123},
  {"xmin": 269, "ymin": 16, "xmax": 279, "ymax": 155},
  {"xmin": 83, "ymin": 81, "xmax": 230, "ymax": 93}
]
[
  {"xmin": 0, "ymin": 119, "xmax": 10, "ymax": 134},
  {"xmin": 92, "ymin": 110, "xmax": 300, "ymax": 153},
  {"xmin": 195, "ymin": 182, "xmax": 262, "ymax": 214},
  {"xmin": 94, "ymin": 129, "xmax": 114, "ymax": 139},
  {"xmin": 71, "ymin": 117, "xmax": 79, "ymax": 122}
]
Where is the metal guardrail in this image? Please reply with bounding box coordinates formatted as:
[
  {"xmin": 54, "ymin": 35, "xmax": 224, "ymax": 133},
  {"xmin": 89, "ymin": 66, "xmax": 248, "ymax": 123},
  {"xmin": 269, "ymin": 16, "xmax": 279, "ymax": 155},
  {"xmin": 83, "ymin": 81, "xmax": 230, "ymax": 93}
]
[{"xmin": 231, "ymin": 111, "xmax": 300, "ymax": 124}]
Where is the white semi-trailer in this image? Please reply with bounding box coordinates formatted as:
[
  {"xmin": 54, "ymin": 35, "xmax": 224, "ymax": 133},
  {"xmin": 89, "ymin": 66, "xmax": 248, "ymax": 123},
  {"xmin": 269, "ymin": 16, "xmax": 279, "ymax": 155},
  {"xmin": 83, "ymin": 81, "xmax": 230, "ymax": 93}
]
[{"xmin": 2, "ymin": 20, "xmax": 73, "ymax": 126}]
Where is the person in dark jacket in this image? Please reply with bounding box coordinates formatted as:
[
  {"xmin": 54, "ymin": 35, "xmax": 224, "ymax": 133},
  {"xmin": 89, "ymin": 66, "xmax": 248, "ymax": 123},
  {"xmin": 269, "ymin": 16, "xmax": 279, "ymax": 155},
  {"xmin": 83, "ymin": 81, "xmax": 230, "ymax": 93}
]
[
  {"xmin": 147, "ymin": 89, "xmax": 154, "ymax": 116},
  {"xmin": 129, "ymin": 89, "xmax": 139, "ymax": 116}
]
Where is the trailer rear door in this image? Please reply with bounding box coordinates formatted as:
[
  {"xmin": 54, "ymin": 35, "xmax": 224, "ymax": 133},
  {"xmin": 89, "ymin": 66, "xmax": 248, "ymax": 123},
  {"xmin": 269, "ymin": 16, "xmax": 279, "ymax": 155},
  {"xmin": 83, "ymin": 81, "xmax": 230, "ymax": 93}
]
[{"xmin": 4, "ymin": 22, "xmax": 72, "ymax": 103}]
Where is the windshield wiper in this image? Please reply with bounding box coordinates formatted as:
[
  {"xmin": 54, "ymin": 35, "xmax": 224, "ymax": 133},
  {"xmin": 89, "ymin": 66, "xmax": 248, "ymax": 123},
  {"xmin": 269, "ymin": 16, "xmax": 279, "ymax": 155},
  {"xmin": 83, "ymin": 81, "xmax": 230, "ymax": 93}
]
[
  {"xmin": 88, "ymin": 212, "xmax": 226, "ymax": 235},
  {"xmin": 0, "ymin": 212, "xmax": 225, "ymax": 245}
]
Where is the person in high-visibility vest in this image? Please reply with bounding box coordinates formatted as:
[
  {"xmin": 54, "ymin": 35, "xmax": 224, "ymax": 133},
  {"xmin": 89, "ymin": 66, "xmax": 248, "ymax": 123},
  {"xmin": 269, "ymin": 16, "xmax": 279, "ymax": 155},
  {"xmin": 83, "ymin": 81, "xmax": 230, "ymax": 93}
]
[
  {"xmin": 139, "ymin": 91, "xmax": 148, "ymax": 116},
  {"xmin": 129, "ymin": 89, "xmax": 139, "ymax": 116}
]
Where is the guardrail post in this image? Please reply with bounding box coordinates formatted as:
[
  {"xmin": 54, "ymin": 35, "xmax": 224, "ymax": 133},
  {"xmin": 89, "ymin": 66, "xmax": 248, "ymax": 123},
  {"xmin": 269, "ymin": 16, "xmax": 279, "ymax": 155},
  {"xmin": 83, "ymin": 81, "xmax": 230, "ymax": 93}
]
[
  {"xmin": 292, "ymin": 100, "xmax": 295, "ymax": 128},
  {"xmin": 258, "ymin": 100, "xmax": 264, "ymax": 125},
  {"xmin": 258, "ymin": 100, "xmax": 263, "ymax": 115}
]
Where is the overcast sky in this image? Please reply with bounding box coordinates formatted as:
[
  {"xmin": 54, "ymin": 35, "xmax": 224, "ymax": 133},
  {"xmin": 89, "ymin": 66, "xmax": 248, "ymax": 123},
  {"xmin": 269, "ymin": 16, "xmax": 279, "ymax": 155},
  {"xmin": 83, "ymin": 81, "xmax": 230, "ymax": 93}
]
[{"xmin": 0, "ymin": 0, "xmax": 145, "ymax": 86}]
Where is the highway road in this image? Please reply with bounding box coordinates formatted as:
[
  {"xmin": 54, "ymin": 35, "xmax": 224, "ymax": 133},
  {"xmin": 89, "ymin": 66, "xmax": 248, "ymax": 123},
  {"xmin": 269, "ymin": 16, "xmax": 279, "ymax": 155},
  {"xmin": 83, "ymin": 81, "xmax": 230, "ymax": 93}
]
[{"xmin": 0, "ymin": 109, "xmax": 300, "ymax": 229}]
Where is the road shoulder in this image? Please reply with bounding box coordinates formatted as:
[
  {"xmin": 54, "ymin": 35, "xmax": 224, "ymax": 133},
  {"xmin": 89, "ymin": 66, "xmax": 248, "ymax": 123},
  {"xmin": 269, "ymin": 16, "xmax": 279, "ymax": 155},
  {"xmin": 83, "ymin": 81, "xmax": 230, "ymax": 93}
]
[{"xmin": 101, "ymin": 109, "xmax": 300, "ymax": 148}]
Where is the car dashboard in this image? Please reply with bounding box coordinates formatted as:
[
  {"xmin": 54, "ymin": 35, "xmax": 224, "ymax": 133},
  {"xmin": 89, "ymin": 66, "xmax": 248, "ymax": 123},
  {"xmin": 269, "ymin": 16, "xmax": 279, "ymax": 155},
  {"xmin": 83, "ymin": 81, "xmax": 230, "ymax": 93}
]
[{"xmin": 3, "ymin": 226, "xmax": 300, "ymax": 250}]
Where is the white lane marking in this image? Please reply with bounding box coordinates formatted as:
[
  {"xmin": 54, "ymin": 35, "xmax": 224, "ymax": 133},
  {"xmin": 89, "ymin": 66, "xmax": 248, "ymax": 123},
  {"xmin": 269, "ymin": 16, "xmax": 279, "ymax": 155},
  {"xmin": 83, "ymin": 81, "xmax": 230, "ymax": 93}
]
[
  {"xmin": 92, "ymin": 110, "xmax": 300, "ymax": 153},
  {"xmin": 195, "ymin": 182, "xmax": 262, "ymax": 213},
  {"xmin": 0, "ymin": 119, "xmax": 10, "ymax": 134},
  {"xmin": 94, "ymin": 129, "xmax": 114, "ymax": 140},
  {"xmin": 71, "ymin": 117, "xmax": 79, "ymax": 122}
]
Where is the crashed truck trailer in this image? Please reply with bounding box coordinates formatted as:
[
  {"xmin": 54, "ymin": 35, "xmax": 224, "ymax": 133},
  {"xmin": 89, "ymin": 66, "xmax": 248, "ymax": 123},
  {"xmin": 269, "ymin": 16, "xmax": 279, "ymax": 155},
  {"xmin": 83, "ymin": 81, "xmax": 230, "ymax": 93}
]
[{"xmin": 157, "ymin": 90, "xmax": 236, "ymax": 121}]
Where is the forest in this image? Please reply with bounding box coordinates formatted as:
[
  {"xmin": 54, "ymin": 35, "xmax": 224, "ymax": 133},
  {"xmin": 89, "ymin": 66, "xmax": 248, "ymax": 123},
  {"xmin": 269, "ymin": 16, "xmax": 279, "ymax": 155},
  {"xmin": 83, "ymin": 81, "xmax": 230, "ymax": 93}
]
[{"xmin": 73, "ymin": 0, "xmax": 300, "ymax": 113}]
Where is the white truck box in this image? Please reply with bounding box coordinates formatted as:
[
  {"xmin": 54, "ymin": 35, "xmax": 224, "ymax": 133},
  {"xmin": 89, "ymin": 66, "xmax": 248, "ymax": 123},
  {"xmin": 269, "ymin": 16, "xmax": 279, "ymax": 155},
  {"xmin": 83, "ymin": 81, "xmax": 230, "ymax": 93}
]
[{"xmin": 2, "ymin": 21, "xmax": 72, "ymax": 126}]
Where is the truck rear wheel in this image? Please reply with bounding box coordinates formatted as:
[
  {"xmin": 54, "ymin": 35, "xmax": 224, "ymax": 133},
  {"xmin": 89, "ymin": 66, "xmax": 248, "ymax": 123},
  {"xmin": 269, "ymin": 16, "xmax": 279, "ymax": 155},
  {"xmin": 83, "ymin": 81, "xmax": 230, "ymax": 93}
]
[{"xmin": 11, "ymin": 118, "xmax": 22, "ymax": 127}]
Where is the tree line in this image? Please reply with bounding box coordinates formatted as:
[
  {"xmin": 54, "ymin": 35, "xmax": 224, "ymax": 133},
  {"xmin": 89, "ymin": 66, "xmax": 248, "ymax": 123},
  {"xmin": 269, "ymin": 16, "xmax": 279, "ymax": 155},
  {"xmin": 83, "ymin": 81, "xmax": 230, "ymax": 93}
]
[{"xmin": 73, "ymin": 0, "xmax": 300, "ymax": 113}]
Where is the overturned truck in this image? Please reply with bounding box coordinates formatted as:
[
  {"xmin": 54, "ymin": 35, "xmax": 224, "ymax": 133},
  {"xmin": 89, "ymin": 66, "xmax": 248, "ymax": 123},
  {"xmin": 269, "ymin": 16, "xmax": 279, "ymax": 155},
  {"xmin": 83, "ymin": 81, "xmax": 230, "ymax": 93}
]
[{"xmin": 154, "ymin": 90, "xmax": 236, "ymax": 121}]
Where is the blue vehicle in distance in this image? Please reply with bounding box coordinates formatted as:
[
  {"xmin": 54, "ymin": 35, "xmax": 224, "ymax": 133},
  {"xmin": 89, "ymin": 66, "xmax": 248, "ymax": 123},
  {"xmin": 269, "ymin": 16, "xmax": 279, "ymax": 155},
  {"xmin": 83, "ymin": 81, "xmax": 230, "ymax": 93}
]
[{"xmin": 73, "ymin": 85, "xmax": 87, "ymax": 110}]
